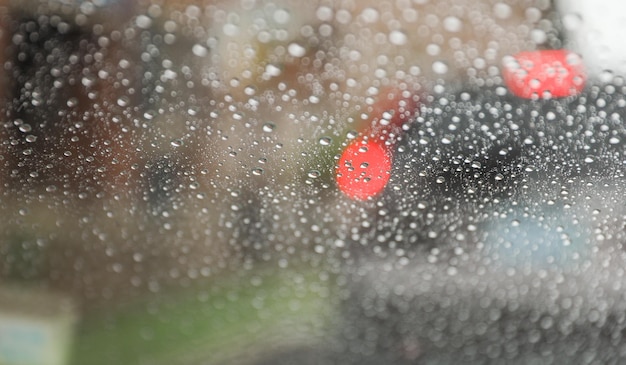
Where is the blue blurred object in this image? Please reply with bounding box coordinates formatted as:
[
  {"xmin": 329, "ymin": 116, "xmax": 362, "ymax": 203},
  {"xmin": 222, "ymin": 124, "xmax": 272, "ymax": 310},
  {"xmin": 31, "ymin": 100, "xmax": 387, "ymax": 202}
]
[{"xmin": 483, "ymin": 206, "xmax": 589, "ymax": 270}]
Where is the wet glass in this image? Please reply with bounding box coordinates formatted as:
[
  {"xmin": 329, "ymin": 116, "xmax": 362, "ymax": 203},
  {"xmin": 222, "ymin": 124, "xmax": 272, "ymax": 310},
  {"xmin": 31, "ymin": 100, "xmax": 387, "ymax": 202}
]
[{"xmin": 1, "ymin": 1, "xmax": 626, "ymax": 364}]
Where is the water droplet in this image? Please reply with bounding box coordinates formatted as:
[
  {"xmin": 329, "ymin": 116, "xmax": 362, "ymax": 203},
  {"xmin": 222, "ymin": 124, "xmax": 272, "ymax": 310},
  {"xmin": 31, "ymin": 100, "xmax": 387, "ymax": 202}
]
[
  {"xmin": 192, "ymin": 44, "xmax": 208, "ymax": 57},
  {"xmin": 170, "ymin": 139, "xmax": 183, "ymax": 147},
  {"xmin": 531, "ymin": 29, "xmax": 547, "ymax": 44},
  {"xmin": 81, "ymin": 76, "xmax": 95, "ymax": 88},
  {"xmin": 287, "ymin": 42, "xmax": 306, "ymax": 57},
  {"xmin": 389, "ymin": 30, "xmax": 407, "ymax": 46},
  {"xmin": 187, "ymin": 106, "xmax": 198, "ymax": 116},
  {"xmin": 360, "ymin": 8, "xmax": 379, "ymax": 23},
  {"xmin": 316, "ymin": 6, "xmax": 333, "ymax": 21},
  {"xmin": 426, "ymin": 43, "xmax": 441, "ymax": 56},
  {"xmin": 144, "ymin": 110, "xmax": 156, "ymax": 120},
  {"xmin": 223, "ymin": 23, "xmax": 239, "ymax": 37},
  {"xmin": 443, "ymin": 16, "xmax": 462, "ymax": 32},
  {"xmin": 262, "ymin": 123, "xmax": 276, "ymax": 133},
  {"xmin": 67, "ymin": 97, "xmax": 79, "ymax": 107},
  {"xmin": 493, "ymin": 3, "xmax": 512, "ymax": 19},
  {"xmin": 265, "ymin": 64, "xmax": 281, "ymax": 77},
  {"xmin": 562, "ymin": 12, "xmax": 583, "ymax": 31},
  {"xmin": 319, "ymin": 137, "xmax": 332, "ymax": 146},
  {"xmin": 252, "ymin": 168, "xmax": 264, "ymax": 176},
  {"xmin": 117, "ymin": 96, "xmax": 129, "ymax": 107},
  {"xmin": 136, "ymin": 14, "xmax": 152, "ymax": 29},
  {"xmin": 307, "ymin": 170, "xmax": 321, "ymax": 179},
  {"xmin": 273, "ymin": 8, "xmax": 290, "ymax": 23},
  {"xmin": 432, "ymin": 61, "xmax": 449, "ymax": 75}
]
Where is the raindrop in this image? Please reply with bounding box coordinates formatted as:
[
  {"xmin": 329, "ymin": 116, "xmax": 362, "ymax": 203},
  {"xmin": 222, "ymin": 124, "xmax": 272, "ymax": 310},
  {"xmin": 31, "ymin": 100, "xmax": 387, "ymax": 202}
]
[
  {"xmin": 136, "ymin": 15, "xmax": 152, "ymax": 29},
  {"xmin": 531, "ymin": 29, "xmax": 547, "ymax": 44},
  {"xmin": 192, "ymin": 44, "xmax": 208, "ymax": 57},
  {"xmin": 315, "ymin": 6, "xmax": 333, "ymax": 22},
  {"xmin": 170, "ymin": 139, "xmax": 183, "ymax": 148},
  {"xmin": 265, "ymin": 64, "xmax": 282, "ymax": 77},
  {"xmin": 252, "ymin": 168, "xmax": 264, "ymax": 176},
  {"xmin": 318, "ymin": 137, "xmax": 332, "ymax": 146},
  {"xmin": 187, "ymin": 107, "xmax": 199, "ymax": 116},
  {"xmin": 273, "ymin": 9, "xmax": 290, "ymax": 24},
  {"xmin": 307, "ymin": 170, "xmax": 321, "ymax": 179},
  {"xmin": 287, "ymin": 43, "xmax": 306, "ymax": 57},
  {"xmin": 562, "ymin": 12, "xmax": 583, "ymax": 31},
  {"xmin": 388, "ymin": 30, "xmax": 407, "ymax": 46},
  {"xmin": 426, "ymin": 44, "xmax": 441, "ymax": 56},
  {"xmin": 493, "ymin": 3, "xmax": 512, "ymax": 19},
  {"xmin": 223, "ymin": 23, "xmax": 239, "ymax": 37},
  {"xmin": 144, "ymin": 110, "xmax": 156, "ymax": 120},
  {"xmin": 262, "ymin": 123, "xmax": 276, "ymax": 133},
  {"xmin": 432, "ymin": 61, "xmax": 449, "ymax": 75},
  {"xmin": 244, "ymin": 86, "xmax": 257, "ymax": 96},
  {"xmin": 443, "ymin": 16, "xmax": 462, "ymax": 32},
  {"xmin": 360, "ymin": 8, "xmax": 379, "ymax": 23},
  {"xmin": 67, "ymin": 98, "xmax": 78, "ymax": 107},
  {"xmin": 117, "ymin": 96, "xmax": 129, "ymax": 107}
]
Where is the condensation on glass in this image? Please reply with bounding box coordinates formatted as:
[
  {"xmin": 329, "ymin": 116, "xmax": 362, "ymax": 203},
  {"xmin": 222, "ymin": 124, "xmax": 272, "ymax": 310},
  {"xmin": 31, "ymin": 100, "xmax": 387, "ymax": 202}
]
[{"xmin": 1, "ymin": 1, "xmax": 626, "ymax": 364}]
